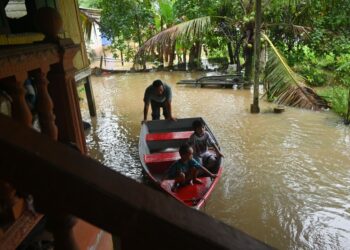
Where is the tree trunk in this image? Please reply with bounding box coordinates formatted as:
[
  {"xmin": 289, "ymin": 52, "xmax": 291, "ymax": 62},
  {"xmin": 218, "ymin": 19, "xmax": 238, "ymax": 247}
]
[
  {"xmin": 157, "ymin": 45, "xmax": 164, "ymax": 68},
  {"xmin": 346, "ymin": 87, "xmax": 350, "ymax": 124},
  {"xmin": 234, "ymin": 36, "xmax": 244, "ymax": 73},
  {"xmin": 189, "ymin": 41, "xmax": 201, "ymax": 69},
  {"xmin": 168, "ymin": 40, "xmax": 176, "ymax": 68},
  {"xmin": 227, "ymin": 42, "xmax": 234, "ymax": 64},
  {"xmin": 135, "ymin": 14, "xmax": 145, "ymax": 70},
  {"xmin": 188, "ymin": 45, "xmax": 197, "ymax": 69},
  {"xmin": 251, "ymin": 0, "xmax": 261, "ymax": 114},
  {"xmin": 120, "ymin": 50, "xmax": 124, "ymax": 66},
  {"xmin": 181, "ymin": 49, "xmax": 187, "ymax": 70}
]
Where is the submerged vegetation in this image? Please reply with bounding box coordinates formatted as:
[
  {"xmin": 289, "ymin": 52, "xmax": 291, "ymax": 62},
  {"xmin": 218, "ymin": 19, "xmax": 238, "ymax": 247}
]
[{"xmin": 79, "ymin": 0, "xmax": 350, "ymax": 122}]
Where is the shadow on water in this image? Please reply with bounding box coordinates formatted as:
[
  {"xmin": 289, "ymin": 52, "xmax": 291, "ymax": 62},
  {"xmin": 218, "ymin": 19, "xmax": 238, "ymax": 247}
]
[{"xmin": 80, "ymin": 71, "xmax": 350, "ymax": 249}]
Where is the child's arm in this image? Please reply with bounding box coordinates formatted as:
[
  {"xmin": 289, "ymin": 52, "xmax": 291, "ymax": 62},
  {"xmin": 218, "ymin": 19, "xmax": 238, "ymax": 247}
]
[
  {"xmin": 199, "ymin": 165, "xmax": 217, "ymax": 178},
  {"xmin": 206, "ymin": 132, "xmax": 224, "ymax": 157},
  {"xmin": 213, "ymin": 144, "xmax": 224, "ymax": 157}
]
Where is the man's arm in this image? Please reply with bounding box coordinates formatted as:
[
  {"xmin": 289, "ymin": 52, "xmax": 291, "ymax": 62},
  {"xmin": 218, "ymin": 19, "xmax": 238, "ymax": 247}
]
[
  {"xmin": 143, "ymin": 102, "xmax": 149, "ymax": 123},
  {"xmin": 165, "ymin": 85, "xmax": 175, "ymax": 120},
  {"xmin": 165, "ymin": 100, "xmax": 175, "ymax": 120}
]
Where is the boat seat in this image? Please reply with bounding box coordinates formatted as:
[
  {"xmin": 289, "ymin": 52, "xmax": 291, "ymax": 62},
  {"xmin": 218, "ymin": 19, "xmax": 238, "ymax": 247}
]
[
  {"xmin": 146, "ymin": 131, "xmax": 193, "ymax": 141},
  {"xmin": 144, "ymin": 151, "xmax": 180, "ymax": 173}
]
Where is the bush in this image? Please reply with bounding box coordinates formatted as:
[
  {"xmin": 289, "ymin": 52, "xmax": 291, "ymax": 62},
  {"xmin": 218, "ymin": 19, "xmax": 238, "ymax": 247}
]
[{"xmin": 317, "ymin": 86, "xmax": 348, "ymax": 117}]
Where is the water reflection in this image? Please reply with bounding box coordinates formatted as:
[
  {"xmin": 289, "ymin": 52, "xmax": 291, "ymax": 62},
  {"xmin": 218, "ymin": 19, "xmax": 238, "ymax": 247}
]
[{"xmin": 81, "ymin": 71, "xmax": 350, "ymax": 249}]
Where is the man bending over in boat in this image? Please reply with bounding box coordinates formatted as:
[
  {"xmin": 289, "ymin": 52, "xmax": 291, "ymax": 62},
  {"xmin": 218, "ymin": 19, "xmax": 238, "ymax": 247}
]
[
  {"xmin": 142, "ymin": 79, "xmax": 176, "ymax": 123},
  {"xmin": 163, "ymin": 144, "xmax": 216, "ymax": 192},
  {"xmin": 188, "ymin": 120, "xmax": 224, "ymax": 170}
]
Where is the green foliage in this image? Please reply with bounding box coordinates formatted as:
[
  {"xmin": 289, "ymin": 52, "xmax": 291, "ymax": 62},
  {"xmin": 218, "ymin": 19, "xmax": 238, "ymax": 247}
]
[
  {"xmin": 173, "ymin": 0, "xmax": 215, "ymax": 20},
  {"xmin": 335, "ymin": 60, "xmax": 350, "ymax": 87},
  {"xmin": 318, "ymin": 87, "xmax": 348, "ymax": 117},
  {"xmin": 99, "ymin": 0, "xmax": 153, "ymax": 44}
]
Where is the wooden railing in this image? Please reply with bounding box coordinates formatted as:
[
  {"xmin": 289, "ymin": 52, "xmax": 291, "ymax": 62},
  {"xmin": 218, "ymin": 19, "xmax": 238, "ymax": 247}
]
[
  {"xmin": 0, "ymin": 114, "xmax": 272, "ymax": 250},
  {"xmin": 0, "ymin": 39, "xmax": 88, "ymax": 249},
  {"xmin": 0, "ymin": 40, "xmax": 86, "ymax": 150}
]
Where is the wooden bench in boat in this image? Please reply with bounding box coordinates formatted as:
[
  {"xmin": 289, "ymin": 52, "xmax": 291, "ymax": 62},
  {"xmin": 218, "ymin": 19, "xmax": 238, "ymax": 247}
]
[
  {"xmin": 146, "ymin": 131, "xmax": 193, "ymax": 141},
  {"xmin": 144, "ymin": 151, "xmax": 180, "ymax": 173}
]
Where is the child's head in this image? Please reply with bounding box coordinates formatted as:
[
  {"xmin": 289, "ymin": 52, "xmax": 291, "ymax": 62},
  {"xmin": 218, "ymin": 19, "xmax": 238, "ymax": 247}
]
[
  {"xmin": 179, "ymin": 143, "xmax": 193, "ymax": 161},
  {"xmin": 192, "ymin": 119, "xmax": 205, "ymax": 135}
]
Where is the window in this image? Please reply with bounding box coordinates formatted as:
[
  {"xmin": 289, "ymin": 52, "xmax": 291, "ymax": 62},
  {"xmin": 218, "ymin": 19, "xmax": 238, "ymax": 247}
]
[{"xmin": 5, "ymin": 0, "xmax": 27, "ymax": 19}]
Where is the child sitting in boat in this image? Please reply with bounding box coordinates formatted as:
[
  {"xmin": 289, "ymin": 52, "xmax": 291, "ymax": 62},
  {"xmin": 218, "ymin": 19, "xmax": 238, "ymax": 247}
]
[
  {"xmin": 188, "ymin": 120, "xmax": 224, "ymax": 170},
  {"xmin": 165, "ymin": 143, "xmax": 216, "ymax": 192}
]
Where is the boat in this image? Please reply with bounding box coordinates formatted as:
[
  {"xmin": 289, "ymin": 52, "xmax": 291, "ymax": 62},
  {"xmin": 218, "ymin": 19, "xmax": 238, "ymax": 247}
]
[{"xmin": 139, "ymin": 117, "xmax": 223, "ymax": 209}]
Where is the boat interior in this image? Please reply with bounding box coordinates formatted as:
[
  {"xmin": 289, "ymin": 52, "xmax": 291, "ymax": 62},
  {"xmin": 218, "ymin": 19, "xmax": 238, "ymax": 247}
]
[{"xmin": 141, "ymin": 118, "xmax": 221, "ymax": 180}]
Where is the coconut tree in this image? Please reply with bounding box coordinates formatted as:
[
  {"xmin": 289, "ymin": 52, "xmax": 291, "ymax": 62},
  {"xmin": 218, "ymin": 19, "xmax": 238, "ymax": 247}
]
[{"xmin": 251, "ymin": 0, "xmax": 262, "ymax": 113}]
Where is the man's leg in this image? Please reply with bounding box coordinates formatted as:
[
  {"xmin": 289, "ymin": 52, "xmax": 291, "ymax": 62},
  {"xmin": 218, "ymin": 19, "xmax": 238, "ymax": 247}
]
[{"xmin": 151, "ymin": 100, "xmax": 161, "ymax": 120}]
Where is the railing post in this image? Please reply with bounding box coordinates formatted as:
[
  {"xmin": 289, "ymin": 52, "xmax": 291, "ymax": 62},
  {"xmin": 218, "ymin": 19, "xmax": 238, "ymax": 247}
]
[
  {"xmin": 47, "ymin": 39, "xmax": 86, "ymax": 153},
  {"xmin": 33, "ymin": 67, "xmax": 58, "ymax": 140},
  {"xmin": 2, "ymin": 73, "xmax": 32, "ymax": 127}
]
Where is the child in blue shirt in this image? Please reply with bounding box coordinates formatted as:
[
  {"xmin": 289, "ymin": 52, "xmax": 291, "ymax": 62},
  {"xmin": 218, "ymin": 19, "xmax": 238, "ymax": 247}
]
[{"xmin": 164, "ymin": 143, "xmax": 216, "ymax": 192}]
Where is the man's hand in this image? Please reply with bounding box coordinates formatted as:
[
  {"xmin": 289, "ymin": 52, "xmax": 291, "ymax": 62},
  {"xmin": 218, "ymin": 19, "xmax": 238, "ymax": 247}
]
[
  {"xmin": 141, "ymin": 120, "xmax": 147, "ymax": 124},
  {"xmin": 167, "ymin": 116, "xmax": 177, "ymax": 121}
]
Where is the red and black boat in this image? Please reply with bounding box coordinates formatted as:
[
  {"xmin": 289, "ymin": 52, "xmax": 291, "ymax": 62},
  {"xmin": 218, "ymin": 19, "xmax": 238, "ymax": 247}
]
[{"xmin": 139, "ymin": 117, "xmax": 223, "ymax": 209}]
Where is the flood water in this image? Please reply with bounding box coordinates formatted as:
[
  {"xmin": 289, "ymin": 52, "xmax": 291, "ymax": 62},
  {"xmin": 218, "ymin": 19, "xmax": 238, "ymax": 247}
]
[{"xmin": 80, "ymin": 71, "xmax": 350, "ymax": 249}]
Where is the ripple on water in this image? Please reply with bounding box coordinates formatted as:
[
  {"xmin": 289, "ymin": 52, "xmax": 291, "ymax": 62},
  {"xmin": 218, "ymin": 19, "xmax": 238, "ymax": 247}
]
[{"xmin": 81, "ymin": 72, "xmax": 350, "ymax": 249}]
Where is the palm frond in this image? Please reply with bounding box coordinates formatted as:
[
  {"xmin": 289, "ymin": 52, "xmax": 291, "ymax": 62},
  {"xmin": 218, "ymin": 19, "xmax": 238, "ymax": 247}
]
[
  {"xmin": 137, "ymin": 16, "xmax": 212, "ymax": 56},
  {"xmin": 262, "ymin": 33, "xmax": 328, "ymax": 110}
]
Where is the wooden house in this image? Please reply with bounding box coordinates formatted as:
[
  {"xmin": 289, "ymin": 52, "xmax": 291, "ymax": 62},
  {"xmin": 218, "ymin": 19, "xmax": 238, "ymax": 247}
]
[{"xmin": 0, "ymin": 0, "xmax": 271, "ymax": 249}]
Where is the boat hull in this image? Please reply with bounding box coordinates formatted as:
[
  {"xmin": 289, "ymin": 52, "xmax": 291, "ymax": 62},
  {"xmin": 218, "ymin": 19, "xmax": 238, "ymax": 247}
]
[{"xmin": 139, "ymin": 117, "xmax": 223, "ymax": 209}]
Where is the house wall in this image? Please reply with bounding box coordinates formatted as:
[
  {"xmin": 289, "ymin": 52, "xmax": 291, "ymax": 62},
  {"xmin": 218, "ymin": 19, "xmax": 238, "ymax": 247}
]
[{"xmin": 58, "ymin": 0, "xmax": 90, "ymax": 70}]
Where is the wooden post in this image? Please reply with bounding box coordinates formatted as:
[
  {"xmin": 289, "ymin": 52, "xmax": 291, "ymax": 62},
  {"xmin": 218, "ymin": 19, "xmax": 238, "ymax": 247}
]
[
  {"xmin": 99, "ymin": 56, "xmax": 103, "ymax": 69},
  {"xmin": 84, "ymin": 76, "xmax": 96, "ymax": 117}
]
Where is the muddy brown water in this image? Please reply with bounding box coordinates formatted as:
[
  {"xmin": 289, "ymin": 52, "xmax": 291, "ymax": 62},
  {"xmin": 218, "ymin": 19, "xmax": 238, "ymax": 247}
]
[{"xmin": 80, "ymin": 71, "xmax": 350, "ymax": 249}]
